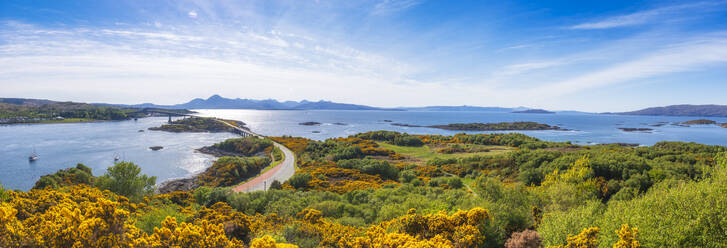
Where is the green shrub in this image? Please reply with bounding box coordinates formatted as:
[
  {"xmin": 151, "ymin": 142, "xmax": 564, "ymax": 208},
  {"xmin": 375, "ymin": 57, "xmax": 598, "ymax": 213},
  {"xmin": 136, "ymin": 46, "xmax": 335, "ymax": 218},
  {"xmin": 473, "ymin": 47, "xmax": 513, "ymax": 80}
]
[
  {"xmin": 95, "ymin": 162, "xmax": 156, "ymax": 202},
  {"xmin": 596, "ymin": 166, "xmax": 727, "ymax": 247},
  {"xmin": 196, "ymin": 156, "xmax": 271, "ymax": 187},
  {"xmin": 134, "ymin": 205, "xmax": 188, "ymax": 234},
  {"xmin": 537, "ymin": 201, "xmax": 604, "ymax": 247},
  {"xmin": 33, "ymin": 163, "xmax": 94, "ymax": 189},
  {"xmin": 336, "ymin": 159, "xmax": 399, "ymax": 180},
  {"xmin": 399, "ymin": 170, "xmax": 417, "ymax": 183},
  {"xmin": 392, "ymin": 135, "xmax": 424, "ymax": 147},
  {"xmin": 288, "ymin": 173, "xmax": 312, "ymax": 189},
  {"xmin": 212, "ymin": 137, "xmax": 273, "ymax": 156},
  {"xmin": 269, "ymin": 180, "xmax": 283, "ymax": 190}
]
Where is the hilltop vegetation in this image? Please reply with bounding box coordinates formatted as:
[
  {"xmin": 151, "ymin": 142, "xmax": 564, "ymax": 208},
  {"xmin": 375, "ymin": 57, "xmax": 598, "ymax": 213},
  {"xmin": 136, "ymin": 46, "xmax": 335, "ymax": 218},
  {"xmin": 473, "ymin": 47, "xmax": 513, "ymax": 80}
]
[
  {"xmin": 0, "ymin": 101, "xmax": 140, "ymax": 123},
  {"xmin": 3, "ymin": 131, "xmax": 727, "ymax": 247},
  {"xmin": 0, "ymin": 98, "xmax": 192, "ymax": 124},
  {"xmin": 149, "ymin": 117, "xmax": 244, "ymax": 133}
]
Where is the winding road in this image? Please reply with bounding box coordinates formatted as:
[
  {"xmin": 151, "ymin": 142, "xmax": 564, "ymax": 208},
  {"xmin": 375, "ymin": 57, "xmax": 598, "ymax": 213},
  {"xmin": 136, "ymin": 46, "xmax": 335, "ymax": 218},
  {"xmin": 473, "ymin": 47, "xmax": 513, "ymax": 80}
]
[
  {"xmin": 211, "ymin": 119, "xmax": 296, "ymax": 192},
  {"xmin": 232, "ymin": 142, "xmax": 295, "ymax": 192}
]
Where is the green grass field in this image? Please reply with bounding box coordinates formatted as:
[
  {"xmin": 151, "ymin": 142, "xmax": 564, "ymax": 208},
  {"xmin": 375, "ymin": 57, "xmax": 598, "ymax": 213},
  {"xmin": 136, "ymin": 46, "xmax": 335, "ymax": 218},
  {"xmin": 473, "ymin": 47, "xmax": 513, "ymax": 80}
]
[{"xmin": 377, "ymin": 142, "xmax": 513, "ymax": 162}]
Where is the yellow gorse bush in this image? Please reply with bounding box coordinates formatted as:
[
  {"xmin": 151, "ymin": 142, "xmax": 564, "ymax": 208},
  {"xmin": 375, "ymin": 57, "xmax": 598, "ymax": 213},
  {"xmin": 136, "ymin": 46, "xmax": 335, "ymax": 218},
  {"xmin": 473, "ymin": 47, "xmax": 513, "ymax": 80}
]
[
  {"xmin": 337, "ymin": 207, "xmax": 491, "ymax": 248},
  {"xmin": 249, "ymin": 235, "xmax": 298, "ymax": 248},
  {"xmin": 613, "ymin": 224, "xmax": 639, "ymax": 248},
  {"xmin": 0, "ymin": 185, "xmax": 261, "ymax": 248},
  {"xmin": 548, "ymin": 227, "xmax": 599, "ymax": 248}
]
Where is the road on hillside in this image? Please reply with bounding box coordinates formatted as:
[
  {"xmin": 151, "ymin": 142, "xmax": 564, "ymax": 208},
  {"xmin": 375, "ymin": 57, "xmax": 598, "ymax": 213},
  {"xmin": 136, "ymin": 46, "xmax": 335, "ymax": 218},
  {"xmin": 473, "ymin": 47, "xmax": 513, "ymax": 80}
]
[
  {"xmin": 232, "ymin": 142, "xmax": 295, "ymax": 192},
  {"xmin": 209, "ymin": 118, "xmax": 296, "ymax": 192}
]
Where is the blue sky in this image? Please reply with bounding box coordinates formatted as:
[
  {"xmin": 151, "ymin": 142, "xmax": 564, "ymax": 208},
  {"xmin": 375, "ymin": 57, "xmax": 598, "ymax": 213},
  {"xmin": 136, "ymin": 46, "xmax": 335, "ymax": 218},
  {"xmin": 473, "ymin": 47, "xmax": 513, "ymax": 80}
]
[{"xmin": 1, "ymin": 0, "xmax": 726, "ymax": 111}]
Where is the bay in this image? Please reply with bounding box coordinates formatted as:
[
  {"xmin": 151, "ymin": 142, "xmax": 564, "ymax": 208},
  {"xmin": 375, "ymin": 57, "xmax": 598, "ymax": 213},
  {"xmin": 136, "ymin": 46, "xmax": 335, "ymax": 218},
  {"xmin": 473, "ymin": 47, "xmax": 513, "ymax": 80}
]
[{"xmin": 0, "ymin": 117, "xmax": 236, "ymax": 190}]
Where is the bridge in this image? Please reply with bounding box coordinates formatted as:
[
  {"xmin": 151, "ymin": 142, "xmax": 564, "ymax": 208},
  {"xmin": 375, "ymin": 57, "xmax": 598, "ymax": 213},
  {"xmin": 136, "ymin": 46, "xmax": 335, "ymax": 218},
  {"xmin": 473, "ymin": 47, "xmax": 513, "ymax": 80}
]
[
  {"xmin": 212, "ymin": 119, "xmax": 258, "ymax": 138},
  {"xmin": 129, "ymin": 108, "xmax": 194, "ymax": 123}
]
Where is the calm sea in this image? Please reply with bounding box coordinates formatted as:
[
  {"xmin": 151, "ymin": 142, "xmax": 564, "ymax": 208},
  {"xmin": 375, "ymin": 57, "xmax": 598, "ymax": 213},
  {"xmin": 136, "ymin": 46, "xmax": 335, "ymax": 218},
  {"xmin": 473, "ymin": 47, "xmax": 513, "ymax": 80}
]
[
  {"xmin": 0, "ymin": 117, "xmax": 236, "ymax": 190},
  {"xmin": 2, "ymin": 110, "xmax": 727, "ymax": 190}
]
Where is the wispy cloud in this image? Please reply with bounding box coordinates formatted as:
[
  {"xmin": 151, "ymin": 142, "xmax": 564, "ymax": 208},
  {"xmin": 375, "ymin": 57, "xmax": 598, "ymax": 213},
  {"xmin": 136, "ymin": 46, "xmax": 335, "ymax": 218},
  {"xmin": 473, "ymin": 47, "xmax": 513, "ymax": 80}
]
[
  {"xmin": 569, "ymin": 1, "xmax": 726, "ymax": 30},
  {"xmin": 0, "ymin": 21, "xmax": 423, "ymax": 106},
  {"xmin": 500, "ymin": 61, "xmax": 565, "ymax": 76},
  {"xmin": 371, "ymin": 0, "xmax": 422, "ymax": 15},
  {"xmin": 523, "ymin": 33, "xmax": 727, "ymax": 98}
]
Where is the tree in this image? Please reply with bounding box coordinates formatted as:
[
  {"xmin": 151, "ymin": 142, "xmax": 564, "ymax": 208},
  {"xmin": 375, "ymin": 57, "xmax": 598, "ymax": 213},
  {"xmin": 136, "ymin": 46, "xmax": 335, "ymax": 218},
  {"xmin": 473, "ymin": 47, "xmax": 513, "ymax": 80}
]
[
  {"xmin": 95, "ymin": 162, "xmax": 156, "ymax": 201},
  {"xmin": 288, "ymin": 173, "xmax": 312, "ymax": 189},
  {"xmin": 269, "ymin": 180, "xmax": 283, "ymax": 190}
]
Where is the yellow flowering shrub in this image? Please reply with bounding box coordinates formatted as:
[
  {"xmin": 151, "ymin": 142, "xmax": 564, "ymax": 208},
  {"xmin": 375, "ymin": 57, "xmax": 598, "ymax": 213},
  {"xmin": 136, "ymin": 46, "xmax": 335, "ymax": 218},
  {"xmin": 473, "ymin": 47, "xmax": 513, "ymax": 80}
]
[
  {"xmin": 250, "ymin": 235, "xmax": 299, "ymax": 248},
  {"xmin": 0, "ymin": 185, "xmax": 265, "ymax": 248},
  {"xmin": 338, "ymin": 208, "xmax": 491, "ymax": 248},
  {"xmin": 613, "ymin": 224, "xmax": 639, "ymax": 248},
  {"xmin": 296, "ymin": 163, "xmax": 392, "ymax": 193},
  {"xmin": 141, "ymin": 216, "xmax": 244, "ymax": 248},
  {"xmin": 548, "ymin": 227, "xmax": 599, "ymax": 248},
  {"xmin": 1, "ymin": 186, "xmax": 145, "ymax": 247}
]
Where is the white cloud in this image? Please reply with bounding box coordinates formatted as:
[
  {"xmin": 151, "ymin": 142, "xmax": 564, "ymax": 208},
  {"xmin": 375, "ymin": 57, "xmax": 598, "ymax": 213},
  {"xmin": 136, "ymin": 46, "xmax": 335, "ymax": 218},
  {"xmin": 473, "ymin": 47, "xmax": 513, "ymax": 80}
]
[
  {"xmin": 371, "ymin": 0, "xmax": 422, "ymax": 15},
  {"xmin": 569, "ymin": 2, "xmax": 725, "ymax": 30},
  {"xmin": 500, "ymin": 61, "xmax": 565, "ymax": 76},
  {"xmin": 188, "ymin": 10, "xmax": 198, "ymax": 19}
]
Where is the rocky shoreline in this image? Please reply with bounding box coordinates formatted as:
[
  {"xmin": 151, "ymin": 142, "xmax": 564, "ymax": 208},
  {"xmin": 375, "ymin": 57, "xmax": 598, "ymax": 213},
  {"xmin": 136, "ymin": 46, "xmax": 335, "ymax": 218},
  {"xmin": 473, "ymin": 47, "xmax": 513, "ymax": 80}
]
[{"xmin": 156, "ymin": 177, "xmax": 199, "ymax": 194}]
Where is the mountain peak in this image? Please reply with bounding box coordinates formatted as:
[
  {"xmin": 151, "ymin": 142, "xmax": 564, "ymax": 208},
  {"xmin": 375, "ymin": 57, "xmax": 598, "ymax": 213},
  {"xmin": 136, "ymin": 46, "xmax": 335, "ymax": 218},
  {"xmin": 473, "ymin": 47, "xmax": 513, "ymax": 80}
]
[{"xmin": 207, "ymin": 94, "xmax": 223, "ymax": 100}]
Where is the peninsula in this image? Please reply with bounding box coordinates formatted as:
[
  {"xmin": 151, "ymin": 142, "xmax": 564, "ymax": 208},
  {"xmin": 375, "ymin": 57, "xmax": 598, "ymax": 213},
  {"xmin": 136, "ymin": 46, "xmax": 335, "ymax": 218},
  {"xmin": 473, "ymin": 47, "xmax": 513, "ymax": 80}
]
[{"xmin": 0, "ymin": 98, "xmax": 192, "ymax": 124}]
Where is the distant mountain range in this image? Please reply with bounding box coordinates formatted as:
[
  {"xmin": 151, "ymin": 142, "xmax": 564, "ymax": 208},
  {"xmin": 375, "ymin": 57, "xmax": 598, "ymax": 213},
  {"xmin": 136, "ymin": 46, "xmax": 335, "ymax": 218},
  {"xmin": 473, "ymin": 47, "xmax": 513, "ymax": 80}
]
[
  {"xmin": 117, "ymin": 95, "xmax": 537, "ymax": 112},
  {"xmin": 616, "ymin": 105, "xmax": 727, "ymax": 117},
  {"xmin": 116, "ymin": 95, "xmax": 392, "ymax": 111},
  {"xmin": 14, "ymin": 96, "xmax": 727, "ymax": 117}
]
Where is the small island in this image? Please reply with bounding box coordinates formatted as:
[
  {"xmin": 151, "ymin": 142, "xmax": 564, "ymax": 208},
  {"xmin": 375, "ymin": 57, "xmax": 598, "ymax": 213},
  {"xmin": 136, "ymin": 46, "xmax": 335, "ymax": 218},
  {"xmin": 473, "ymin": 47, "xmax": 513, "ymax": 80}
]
[
  {"xmin": 429, "ymin": 122, "xmax": 563, "ymax": 131},
  {"xmin": 512, "ymin": 109, "xmax": 555, "ymax": 114},
  {"xmin": 619, "ymin": 128, "xmax": 654, "ymax": 132},
  {"xmin": 149, "ymin": 146, "xmax": 163, "ymax": 151},
  {"xmin": 681, "ymin": 119, "xmax": 717, "ymax": 125},
  {"xmin": 299, "ymin": 121, "xmax": 322, "ymax": 126},
  {"xmin": 391, "ymin": 123, "xmax": 423, "ymax": 127},
  {"xmin": 149, "ymin": 116, "xmax": 244, "ymax": 133}
]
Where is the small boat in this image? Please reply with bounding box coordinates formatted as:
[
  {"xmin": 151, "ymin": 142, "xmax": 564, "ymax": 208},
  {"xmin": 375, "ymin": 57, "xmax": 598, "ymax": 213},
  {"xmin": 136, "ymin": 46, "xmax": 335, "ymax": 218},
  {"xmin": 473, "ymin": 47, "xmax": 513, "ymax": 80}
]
[
  {"xmin": 29, "ymin": 148, "xmax": 38, "ymax": 162},
  {"xmin": 114, "ymin": 155, "xmax": 120, "ymax": 161}
]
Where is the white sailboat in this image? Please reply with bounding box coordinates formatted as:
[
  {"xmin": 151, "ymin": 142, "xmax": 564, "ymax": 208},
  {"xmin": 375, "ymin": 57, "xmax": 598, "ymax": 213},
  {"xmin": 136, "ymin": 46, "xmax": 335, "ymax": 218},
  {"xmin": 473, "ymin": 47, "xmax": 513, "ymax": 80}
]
[{"xmin": 29, "ymin": 147, "xmax": 38, "ymax": 162}]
